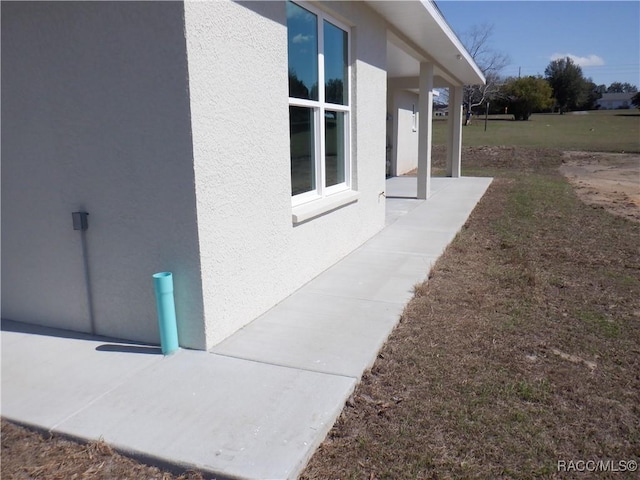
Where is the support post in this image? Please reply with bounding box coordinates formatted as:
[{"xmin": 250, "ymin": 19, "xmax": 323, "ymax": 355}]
[
  {"xmin": 417, "ymin": 62, "xmax": 434, "ymax": 199},
  {"xmin": 446, "ymin": 85, "xmax": 454, "ymax": 175},
  {"xmin": 449, "ymin": 85, "xmax": 463, "ymax": 178}
]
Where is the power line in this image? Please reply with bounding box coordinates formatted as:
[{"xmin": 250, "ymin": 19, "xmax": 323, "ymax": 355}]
[{"xmin": 502, "ymin": 63, "xmax": 640, "ymax": 83}]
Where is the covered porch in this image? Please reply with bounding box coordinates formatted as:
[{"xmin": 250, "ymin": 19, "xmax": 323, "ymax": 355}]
[{"xmin": 367, "ymin": 0, "xmax": 485, "ymax": 199}]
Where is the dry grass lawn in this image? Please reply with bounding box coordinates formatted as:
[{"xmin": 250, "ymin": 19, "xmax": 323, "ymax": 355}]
[
  {"xmin": 301, "ymin": 147, "xmax": 640, "ymax": 479},
  {"xmin": 0, "ymin": 420, "xmax": 205, "ymax": 479}
]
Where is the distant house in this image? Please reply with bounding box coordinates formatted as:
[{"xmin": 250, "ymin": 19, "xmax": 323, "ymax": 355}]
[
  {"xmin": 2, "ymin": 0, "xmax": 484, "ymax": 350},
  {"xmin": 434, "ymin": 105, "xmax": 449, "ymax": 117},
  {"xmin": 597, "ymin": 92, "xmax": 635, "ymax": 109}
]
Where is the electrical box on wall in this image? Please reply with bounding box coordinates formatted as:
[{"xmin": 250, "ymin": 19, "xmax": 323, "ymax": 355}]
[{"xmin": 72, "ymin": 211, "xmax": 89, "ymax": 231}]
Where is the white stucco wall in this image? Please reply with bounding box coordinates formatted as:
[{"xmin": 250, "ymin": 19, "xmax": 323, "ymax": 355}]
[
  {"xmin": 1, "ymin": 2, "xmax": 207, "ymax": 349},
  {"xmin": 184, "ymin": 0, "xmax": 388, "ymax": 347},
  {"xmin": 388, "ymin": 88, "xmax": 420, "ymax": 176},
  {"xmin": 3, "ymin": 0, "xmax": 389, "ymax": 351}
]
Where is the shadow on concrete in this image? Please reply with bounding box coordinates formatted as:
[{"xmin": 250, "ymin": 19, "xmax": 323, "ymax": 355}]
[
  {"xmin": 2, "ymin": 319, "xmax": 160, "ymax": 354},
  {"xmin": 95, "ymin": 344, "xmax": 162, "ymax": 355}
]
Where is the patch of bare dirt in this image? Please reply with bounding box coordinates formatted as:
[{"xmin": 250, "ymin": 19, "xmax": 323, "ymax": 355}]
[
  {"xmin": 406, "ymin": 147, "xmax": 639, "ymax": 222},
  {"xmin": 560, "ymin": 151, "xmax": 639, "ymax": 222}
]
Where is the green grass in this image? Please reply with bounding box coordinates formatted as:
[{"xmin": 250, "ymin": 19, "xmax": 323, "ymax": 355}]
[
  {"xmin": 576, "ymin": 309, "xmax": 621, "ymax": 338},
  {"xmin": 433, "ymin": 109, "xmax": 640, "ymax": 152}
]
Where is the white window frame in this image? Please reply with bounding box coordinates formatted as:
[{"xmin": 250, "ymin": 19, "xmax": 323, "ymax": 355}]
[{"xmin": 288, "ymin": 1, "xmax": 352, "ymax": 208}]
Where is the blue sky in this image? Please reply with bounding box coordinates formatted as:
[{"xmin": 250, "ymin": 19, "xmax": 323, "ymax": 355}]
[{"xmin": 437, "ymin": 0, "xmax": 640, "ymax": 88}]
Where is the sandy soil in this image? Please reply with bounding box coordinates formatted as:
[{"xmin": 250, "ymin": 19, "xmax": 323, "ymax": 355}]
[{"xmin": 560, "ymin": 151, "xmax": 640, "ymax": 222}]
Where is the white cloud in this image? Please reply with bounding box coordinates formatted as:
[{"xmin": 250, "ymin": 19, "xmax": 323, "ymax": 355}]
[
  {"xmin": 550, "ymin": 53, "xmax": 605, "ymax": 67},
  {"xmin": 293, "ymin": 33, "xmax": 312, "ymax": 44}
]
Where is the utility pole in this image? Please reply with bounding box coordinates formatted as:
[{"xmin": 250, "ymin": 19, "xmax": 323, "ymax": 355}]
[{"xmin": 484, "ymin": 101, "xmax": 489, "ymax": 131}]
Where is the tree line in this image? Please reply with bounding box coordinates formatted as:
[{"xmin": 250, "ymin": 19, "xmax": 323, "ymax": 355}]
[
  {"xmin": 493, "ymin": 61, "xmax": 638, "ymax": 121},
  {"xmin": 502, "ymin": 59, "xmax": 637, "ymax": 120},
  {"xmin": 459, "ymin": 24, "xmax": 639, "ymax": 121}
]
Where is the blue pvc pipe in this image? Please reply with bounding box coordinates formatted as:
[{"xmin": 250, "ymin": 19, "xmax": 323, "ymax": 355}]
[{"xmin": 153, "ymin": 272, "xmax": 179, "ymax": 355}]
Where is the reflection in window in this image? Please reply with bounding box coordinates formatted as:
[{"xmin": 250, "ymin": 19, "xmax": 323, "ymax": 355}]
[
  {"xmin": 324, "ymin": 21, "xmax": 348, "ymax": 105},
  {"xmin": 287, "ymin": 1, "xmax": 350, "ymax": 203},
  {"xmin": 287, "ymin": 2, "xmax": 318, "ymax": 100},
  {"xmin": 325, "ymin": 111, "xmax": 345, "ymax": 187},
  {"xmin": 289, "ymin": 106, "xmax": 316, "ymax": 195}
]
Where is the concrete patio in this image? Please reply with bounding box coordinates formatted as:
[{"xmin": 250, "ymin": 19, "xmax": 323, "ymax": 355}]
[{"xmin": 1, "ymin": 176, "xmax": 492, "ymax": 480}]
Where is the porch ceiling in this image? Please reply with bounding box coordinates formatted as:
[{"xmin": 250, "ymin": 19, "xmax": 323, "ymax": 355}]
[{"xmin": 366, "ymin": 0, "xmax": 485, "ymax": 87}]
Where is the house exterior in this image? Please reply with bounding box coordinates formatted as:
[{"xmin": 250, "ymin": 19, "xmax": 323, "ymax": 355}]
[
  {"xmin": 597, "ymin": 92, "xmax": 635, "ymax": 110},
  {"xmin": 1, "ymin": 1, "xmax": 484, "ymax": 351}
]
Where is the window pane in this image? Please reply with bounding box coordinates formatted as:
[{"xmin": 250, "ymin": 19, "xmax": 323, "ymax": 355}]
[
  {"xmin": 287, "ymin": 2, "xmax": 318, "ymax": 100},
  {"xmin": 325, "ymin": 111, "xmax": 345, "ymax": 187},
  {"xmin": 324, "ymin": 21, "xmax": 348, "ymax": 105},
  {"xmin": 290, "ymin": 106, "xmax": 316, "ymax": 195}
]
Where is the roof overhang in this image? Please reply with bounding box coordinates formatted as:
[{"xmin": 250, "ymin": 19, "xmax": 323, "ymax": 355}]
[{"xmin": 365, "ymin": 0, "xmax": 486, "ymax": 87}]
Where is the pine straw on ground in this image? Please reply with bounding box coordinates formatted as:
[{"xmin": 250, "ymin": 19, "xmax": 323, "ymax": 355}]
[
  {"xmin": 2, "ymin": 147, "xmax": 639, "ymax": 480},
  {"xmin": 0, "ymin": 420, "xmax": 206, "ymax": 480}
]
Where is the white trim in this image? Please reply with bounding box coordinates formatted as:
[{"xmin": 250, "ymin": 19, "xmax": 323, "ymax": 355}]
[
  {"xmin": 420, "ymin": 0, "xmax": 485, "ymax": 83},
  {"xmin": 364, "ymin": 0, "xmax": 485, "ymax": 86},
  {"xmin": 292, "ymin": 190, "xmax": 360, "ymax": 224},
  {"xmin": 288, "ymin": 1, "xmax": 353, "ymax": 210}
]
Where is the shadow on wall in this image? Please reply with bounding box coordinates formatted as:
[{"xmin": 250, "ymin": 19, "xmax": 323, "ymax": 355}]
[{"xmin": 1, "ymin": 1, "xmax": 205, "ymax": 349}]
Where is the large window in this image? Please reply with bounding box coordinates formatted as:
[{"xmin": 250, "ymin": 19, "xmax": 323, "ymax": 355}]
[{"xmin": 287, "ymin": 1, "xmax": 350, "ymax": 204}]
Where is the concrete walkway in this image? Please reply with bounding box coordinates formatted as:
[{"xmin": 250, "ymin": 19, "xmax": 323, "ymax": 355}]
[{"xmin": 1, "ymin": 176, "xmax": 492, "ymax": 480}]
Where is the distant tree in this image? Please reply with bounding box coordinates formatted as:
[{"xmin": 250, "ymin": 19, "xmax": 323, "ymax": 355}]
[
  {"xmin": 460, "ymin": 23, "xmax": 510, "ymax": 122},
  {"xmin": 289, "ymin": 69, "xmax": 309, "ymax": 99},
  {"xmin": 325, "ymin": 78, "xmax": 344, "ymax": 104},
  {"xmin": 544, "ymin": 57, "xmax": 586, "ymax": 114},
  {"xmin": 632, "ymin": 92, "xmax": 640, "ymax": 108},
  {"xmin": 498, "ymin": 76, "xmax": 554, "ymax": 120},
  {"xmin": 595, "ymin": 84, "xmax": 607, "ymax": 95},
  {"xmin": 579, "ymin": 79, "xmax": 602, "ymax": 110},
  {"xmin": 607, "ymin": 82, "xmax": 638, "ymax": 93}
]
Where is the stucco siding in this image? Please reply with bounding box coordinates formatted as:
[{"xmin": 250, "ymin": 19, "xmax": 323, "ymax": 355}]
[
  {"xmin": 184, "ymin": 0, "xmax": 292, "ymax": 346},
  {"xmin": 3, "ymin": 0, "xmax": 390, "ymax": 351},
  {"xmin": 184, "ymin": 0, "xmax": 387, "ymax": 348},
  {"xmin": 1, "ymin": 1, "xmax": 206, "ymax": 349},
  {"xmin": 389, "ymin": 88, "xmax": 420, "ymax": 176}
]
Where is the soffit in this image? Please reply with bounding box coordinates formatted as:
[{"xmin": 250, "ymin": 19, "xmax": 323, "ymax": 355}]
[{"xmin": 365, "ymin": 0, "xmax": 485, "ymax": 86}]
